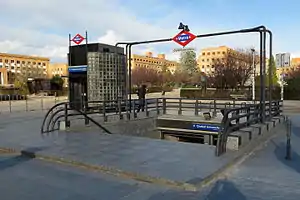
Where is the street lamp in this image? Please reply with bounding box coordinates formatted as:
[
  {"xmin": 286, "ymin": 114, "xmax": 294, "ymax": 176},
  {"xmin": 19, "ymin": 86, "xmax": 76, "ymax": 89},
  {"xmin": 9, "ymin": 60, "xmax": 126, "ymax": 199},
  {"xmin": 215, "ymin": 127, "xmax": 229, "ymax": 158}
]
[
  {"xmin": 178, "ymin": 22, "xmax": 190, "ymax": 32},
  {"xmin": 278, "ymin": 74, "xmax": 287, "ymax": 100},
  {"xmin": 251, "ymin": 48, "xmax": 256, "ymax": 102}
]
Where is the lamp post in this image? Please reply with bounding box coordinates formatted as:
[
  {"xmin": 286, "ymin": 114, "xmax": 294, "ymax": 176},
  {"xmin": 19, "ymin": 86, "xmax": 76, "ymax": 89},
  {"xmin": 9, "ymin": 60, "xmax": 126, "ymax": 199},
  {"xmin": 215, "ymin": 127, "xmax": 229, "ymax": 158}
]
[
  {"xmin": 251, "ymin": 48, "xmax": 256, "ymax": 102},
  {"xmin": 278, "ymin": 74, "xmax": 287, "ymax": 100}
]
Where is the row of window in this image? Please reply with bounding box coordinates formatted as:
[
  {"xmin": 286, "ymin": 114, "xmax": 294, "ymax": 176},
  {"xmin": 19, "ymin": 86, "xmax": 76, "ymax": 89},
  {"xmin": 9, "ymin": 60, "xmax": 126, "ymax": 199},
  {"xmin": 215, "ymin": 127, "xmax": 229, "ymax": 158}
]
[
  {"xmin": 0, "ymin": 59, "xmax": 47, "ymax": 66},
  {"xmin": 133, "ymin": 58, "xmax": 176, "ymax": 66},
  {"xmin": 201, "ymin": 58, "xmax": 225, "ymax": 62},
  {"xmin": 202, "ymin": 51, "xmax": 226, "ymax": 56}
]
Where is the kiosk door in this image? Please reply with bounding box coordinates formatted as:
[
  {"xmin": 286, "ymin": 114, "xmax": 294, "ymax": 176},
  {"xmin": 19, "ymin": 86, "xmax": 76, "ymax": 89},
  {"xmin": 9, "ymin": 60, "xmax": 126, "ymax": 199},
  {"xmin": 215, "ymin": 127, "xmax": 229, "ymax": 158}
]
[{"xmin": 69, "ymin": 73, "xmax": 87, "ymax": 110}]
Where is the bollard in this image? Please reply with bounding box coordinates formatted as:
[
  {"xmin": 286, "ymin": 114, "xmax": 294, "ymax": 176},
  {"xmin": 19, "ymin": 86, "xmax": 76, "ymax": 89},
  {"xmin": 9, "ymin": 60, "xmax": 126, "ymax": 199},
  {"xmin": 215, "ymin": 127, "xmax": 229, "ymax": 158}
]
[
  {"xmin": 103, "ymin": 100, "xmax": 107, "ymax": 122},
  {"xmin": 9, "ymin": 95, "xmax": 12, "ymax": 113},
  {"xmin": 25, "ymin": 95, "xmax": 28, "ymax": 112},
  {"xmin": 41, "ymin": 95, "xmax": 44, "ymax": 110},
  {"xmin": 162, "ymin": 98, "xmax": 166, "ymax": 114},
  {"xmin": 118, "ymin": 99, "xmax": 123, "ymax": 120},
  {"xmin": 133, "ymin": 99, "xmax": 137, "ymax": 118},
  {"xmin": 54, "ymin": 92, "xmax": 57, "ymax": 104},
  {"xmin": 213, "ymin": 100, "xmax": 217, "ymax": 117},
  {"xmin": 156, "ymin": 98, "xmax": 160, "ymax": 115},
  {"xmin": 178, "ymin": 98, "xmax": 182, "ymax": 115},
  {"xmin": 145, "ymin": 99, "xmax": 149, "ymax": 117},
  {"xmin": 194, "ymin": 99, "xmax": 199, "ymax": 116},
  {"xmin": 285, "ymin": 119, "xmax": 292, "ymax": 160}
]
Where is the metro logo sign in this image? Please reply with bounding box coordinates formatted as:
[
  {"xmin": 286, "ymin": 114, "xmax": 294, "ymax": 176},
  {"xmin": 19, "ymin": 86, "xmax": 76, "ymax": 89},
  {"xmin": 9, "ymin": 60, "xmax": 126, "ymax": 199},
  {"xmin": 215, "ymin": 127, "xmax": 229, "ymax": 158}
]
[{"xmin": 172, "ymin": 30, "xmax": 196, "ymax": 47}]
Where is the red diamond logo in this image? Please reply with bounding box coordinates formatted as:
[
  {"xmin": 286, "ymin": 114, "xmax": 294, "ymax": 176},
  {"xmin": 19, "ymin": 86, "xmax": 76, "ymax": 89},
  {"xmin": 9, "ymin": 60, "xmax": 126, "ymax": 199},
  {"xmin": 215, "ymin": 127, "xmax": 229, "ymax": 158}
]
[
  {"xmin": 172, "ymin": 30, "xmax": 196, "ymax": 47},
  {"xmin": 71, "ymin": 34, "xmax": 85, "ymax": 45}
]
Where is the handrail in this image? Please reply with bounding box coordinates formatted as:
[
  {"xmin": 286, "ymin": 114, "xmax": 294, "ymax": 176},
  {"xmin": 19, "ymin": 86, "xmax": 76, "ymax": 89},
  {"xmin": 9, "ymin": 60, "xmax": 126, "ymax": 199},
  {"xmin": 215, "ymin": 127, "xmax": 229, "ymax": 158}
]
[
  {"xmin": 216, "ymin": 100, "xmax": 282, "ymax": 156},
  {"xmin": 41, "ymin": 102, "xmax": 68, "ymax": 133}
]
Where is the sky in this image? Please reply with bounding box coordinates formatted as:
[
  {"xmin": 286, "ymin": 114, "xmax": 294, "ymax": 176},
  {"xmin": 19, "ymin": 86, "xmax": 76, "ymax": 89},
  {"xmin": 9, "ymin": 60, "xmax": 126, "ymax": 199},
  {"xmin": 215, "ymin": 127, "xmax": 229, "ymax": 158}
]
[{"xmin": 0, "ymin": 0, "xmax": 300, "ymax": 63}]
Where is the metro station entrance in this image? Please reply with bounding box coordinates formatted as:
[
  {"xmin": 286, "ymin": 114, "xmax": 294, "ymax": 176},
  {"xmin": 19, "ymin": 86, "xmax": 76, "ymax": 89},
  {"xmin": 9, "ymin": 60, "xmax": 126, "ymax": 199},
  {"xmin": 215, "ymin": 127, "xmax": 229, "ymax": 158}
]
[{"xmin": 69, "ymin": 72, "xmax": 87, "ymax": 110}]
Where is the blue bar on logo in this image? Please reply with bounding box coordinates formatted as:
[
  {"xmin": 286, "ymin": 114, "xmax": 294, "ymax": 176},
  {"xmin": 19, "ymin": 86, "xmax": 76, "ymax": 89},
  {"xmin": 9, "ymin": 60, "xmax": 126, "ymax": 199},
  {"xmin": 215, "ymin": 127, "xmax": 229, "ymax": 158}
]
[
  {"xmin": 177, "ymin": 34, "xmax": 190, "ymax": 41},
  {"xmin": 68, "ymin": 65, "xmax": 87, "ymax": 73},
  {"xmin": 192, "ymin": 124, "xmax": 220, "ymax": 132}
]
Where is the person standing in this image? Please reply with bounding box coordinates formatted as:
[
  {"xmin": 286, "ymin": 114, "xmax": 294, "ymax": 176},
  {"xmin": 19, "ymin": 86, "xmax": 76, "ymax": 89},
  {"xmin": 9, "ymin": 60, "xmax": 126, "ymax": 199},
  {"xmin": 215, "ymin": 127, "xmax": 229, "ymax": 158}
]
[{"xmin": 137, "ymin": 85, "xmax": 147, "ymax": 112}]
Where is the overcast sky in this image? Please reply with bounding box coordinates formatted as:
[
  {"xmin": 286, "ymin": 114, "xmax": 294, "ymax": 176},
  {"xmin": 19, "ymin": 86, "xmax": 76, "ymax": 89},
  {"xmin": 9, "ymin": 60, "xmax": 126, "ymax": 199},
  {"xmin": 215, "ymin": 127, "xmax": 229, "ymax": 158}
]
[{"xmin": 1, "ymin": 0, "xmax": 299, "ymax": 63}]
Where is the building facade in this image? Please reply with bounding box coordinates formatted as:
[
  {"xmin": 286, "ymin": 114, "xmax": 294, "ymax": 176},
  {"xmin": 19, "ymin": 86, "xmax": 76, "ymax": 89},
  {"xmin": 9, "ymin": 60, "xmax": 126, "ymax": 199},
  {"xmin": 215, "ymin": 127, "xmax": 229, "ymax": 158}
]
[
  {"xmin": 197, "ymin": 46, "xmax": 229, "ymax": 74},
  {"xmin": 0, "ymin": 52, "xmax": 49, "ymax": 85},
  {"xmin": 276, "ymin": 57, "xmax": 300, "ymax": 79},
  {"xmin": 48, "ymin": 63, "xmax": 69, "ymax": 87},
  {"xmin": 68, "ymin": 43, "xmax": 126, "ymax": 108},
  {"xmin": 131, "ymin": 52, "xmax": 179, "ymax": 74}
]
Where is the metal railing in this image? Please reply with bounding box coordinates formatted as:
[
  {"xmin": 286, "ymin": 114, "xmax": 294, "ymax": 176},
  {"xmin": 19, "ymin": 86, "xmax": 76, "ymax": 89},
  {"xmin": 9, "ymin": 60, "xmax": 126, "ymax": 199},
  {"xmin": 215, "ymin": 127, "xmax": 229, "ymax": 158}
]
[
  {"xmin": 216, "ymin": 100, "xmax": 283, "ymax": 156},
  {"xmin": 41, "ymin": 97, "xmax": 260, "ymax": 134},
  {"xmin": 0, "ymin": 95, "xmax": 67, "ymax": 113},
  {"xmin": 41, "ymin": 98, "xmax": 283, "ymax": 156}
]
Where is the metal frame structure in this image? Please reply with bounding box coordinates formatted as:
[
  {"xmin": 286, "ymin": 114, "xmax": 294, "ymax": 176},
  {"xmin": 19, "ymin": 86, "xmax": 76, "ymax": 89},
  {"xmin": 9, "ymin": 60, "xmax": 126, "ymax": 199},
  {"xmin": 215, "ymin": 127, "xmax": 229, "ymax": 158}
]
[{"xmin": 116, "ymin": 25, "xmax": 274, "ymax": 123}]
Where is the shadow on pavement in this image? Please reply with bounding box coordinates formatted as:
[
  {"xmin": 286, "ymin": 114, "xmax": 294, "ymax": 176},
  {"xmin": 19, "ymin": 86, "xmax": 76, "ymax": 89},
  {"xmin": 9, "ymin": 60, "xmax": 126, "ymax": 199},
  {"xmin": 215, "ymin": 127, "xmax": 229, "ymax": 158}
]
[
  {"xmin": 0, "ymin": 155, "xmax": 33, "ymax": 170},
  {"xmin": 292, "ymin": 126, "xmax": 300, "ymax": 138},
  {"xmin": 273, "ymin": 141, "xmax": 300, "ymax": 174},
  {"xmin": 203, "ymin": 179, "xmax": 247, "ymax": 200},
  {"xmin": 147, "ymin": 179, "xmax": 246, "ymax": 200}
]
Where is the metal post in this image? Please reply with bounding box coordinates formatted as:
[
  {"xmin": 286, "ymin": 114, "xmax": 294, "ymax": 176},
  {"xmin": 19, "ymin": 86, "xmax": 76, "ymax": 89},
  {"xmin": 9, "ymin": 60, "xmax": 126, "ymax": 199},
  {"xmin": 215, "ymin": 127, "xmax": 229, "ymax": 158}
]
[
  {"xmin": 213, "ymin": 100, "xmax": 217, "ymax": 117},
  {"xmin": 267, "ymin": 30, "xmax": 273, "ymax": 119},
  {"xmin": 64, "ymin": 103, "xmax": 69, "ymax": 128},
  {"xmin": 285, "ymin": 119, "xmax": 292, "ymax": 160},
  {"xmin": 41, "ymin": 95, "xmax": 44, "ymax": 110},
  {"xmin": 145, "ymin": 99, "xmax": 149, "ymax": 117},
  {"xmin": 156, "ymin": 98, "xmax": 160, "ymax": 115},
  {"xmin": 103, "ymin": 100, "xmax": 107, "ymax": 122},
  {"xmin": 195, "ymin": 99, "xmax": 199, "ymax": 116},
  {"xmin": 162, "ymin": 98, "xmax": 166, "ymax": 114},
  {"xmin": 118, "ymin": 98, "xmax": 123, "ymax": 120},
  {"xmin": 25, "ymin": 95, "xmax": 28, "ymax": 111},
  {"xmin": 128, "ymin": 44, "xmax": 132, "ymax": 112},
  {"xmin": 178, "ymin": 98, "xmax": 182, "ymax": 115},
  {"xmin": 251, "ymin": 48, "xmax": 256, "ymax": 101},
  {"xmin": 9, "ymin": 95, "xmax": 11, "ymax": 113},
  {"xmin": 262, "ymin": 30, "xmax": 267, "ymax": 122}
]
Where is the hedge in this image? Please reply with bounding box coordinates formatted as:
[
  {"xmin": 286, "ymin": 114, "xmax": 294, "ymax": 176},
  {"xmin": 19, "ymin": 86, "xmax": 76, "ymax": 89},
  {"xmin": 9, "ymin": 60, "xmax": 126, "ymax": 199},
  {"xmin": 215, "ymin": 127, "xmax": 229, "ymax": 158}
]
[{"xmin": 131, "ymin": 86, "xmax": 173, "ymax": 94}]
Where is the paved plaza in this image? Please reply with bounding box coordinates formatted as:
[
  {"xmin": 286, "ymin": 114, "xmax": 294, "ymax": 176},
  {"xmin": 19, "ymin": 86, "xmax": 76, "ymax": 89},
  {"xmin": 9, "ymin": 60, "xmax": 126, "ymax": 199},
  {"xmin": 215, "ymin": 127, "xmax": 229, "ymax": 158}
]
[{"xmin": 0, "ymin": 94, "xmax": 300, "ymax": 199}]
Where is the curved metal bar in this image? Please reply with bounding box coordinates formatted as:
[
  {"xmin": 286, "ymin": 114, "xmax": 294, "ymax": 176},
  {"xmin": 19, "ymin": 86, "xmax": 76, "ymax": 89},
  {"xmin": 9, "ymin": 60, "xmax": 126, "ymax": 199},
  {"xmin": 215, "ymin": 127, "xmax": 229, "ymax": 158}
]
[
  {"xmin": 41, "ymin": 102, "xmax": 68, "ymax": 133},
  {"xmin": 46, "ymin": 107, "xmax": 66, "ymax": 133}
]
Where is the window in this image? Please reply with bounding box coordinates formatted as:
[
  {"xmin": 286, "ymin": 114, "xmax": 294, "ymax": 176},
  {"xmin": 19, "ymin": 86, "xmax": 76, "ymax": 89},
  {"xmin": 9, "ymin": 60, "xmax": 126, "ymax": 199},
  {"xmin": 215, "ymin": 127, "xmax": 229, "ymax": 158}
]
[
  {"xmin": 42, "ymin": 63, "xmax": 46, "ymax": 66},
  {"xmin": 217, "ymin": 52, "xmax": 220, "ymax": 54},
  {"xmin": 0, "ymin": 59, "xmax": 2, "ymax": 62},
  {"xmin": 207, "ymin": 52, "xmax": 211, "ymax": 55},
  {"xmin": 202, "ymin": 65, "xmax": 204, "ymax": 68},
  {"xmin": 22, "ymin": 61, "xmax": 25, "ymax": 64},
  {"xmin": 202, "ymin": 52, "xmax": 205, "ymax": 56},
  {"xmin": 11, "ymin": 60, "xmax": 14, "ymax": 63},
  {"xmin": 207, "ymin": 59, "xmax": 209, "ymax": 62},
  {"xmin": 212, "ymin": 52, "xmax": 215, "ymax": 55},
  {"xmin": 222, "ymin": 51, "xmax": 226, "ymax": 54},
  {"xmin": 202, "ymin": 59, "xmax": 205, "ymax": 62}
]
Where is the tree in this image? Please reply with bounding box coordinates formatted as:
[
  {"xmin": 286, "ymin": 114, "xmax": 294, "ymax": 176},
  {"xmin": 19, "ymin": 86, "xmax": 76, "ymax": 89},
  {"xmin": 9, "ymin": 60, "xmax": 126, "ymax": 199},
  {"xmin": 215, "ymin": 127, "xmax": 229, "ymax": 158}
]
[
  {"xmin": 283, "ymin": 66, "xmax": 300, "ymax": 99},
  {"xmin": 50, "ymin": 75, "xmax": 64, "ymax": 90},
  {"xmin": 131, "ymin": 66, "xmax": 160, "ymax": 86},
  {"xmin": 267, "ymin": 55, "xmax": 278, "ymax": 86},
  {"xmin": 208, "ymin": 48, "xmax": 255, "ymax": 89},
  {"xmin": 160, "ymin": 64, "xmax": 173, "ymax": 85},
  {"xmin": 14, "ymin": 77, "xmax": 29, "ymax": 95},
  {"xmin": 179, "ymin": 50, "xmax": 198, "ymax": 75}
]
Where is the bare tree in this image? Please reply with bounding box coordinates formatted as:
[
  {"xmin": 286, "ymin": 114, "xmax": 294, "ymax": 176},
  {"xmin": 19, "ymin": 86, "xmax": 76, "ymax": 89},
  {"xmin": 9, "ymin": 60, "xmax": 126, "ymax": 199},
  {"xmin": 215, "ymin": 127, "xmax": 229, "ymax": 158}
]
[
  {"xmin": 131, "ymin": 66, "xmax": 161, "ymax": 86},
  {"xmin": 208, "ymin": 48, "xmax": 257, "ymax": 89}
]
